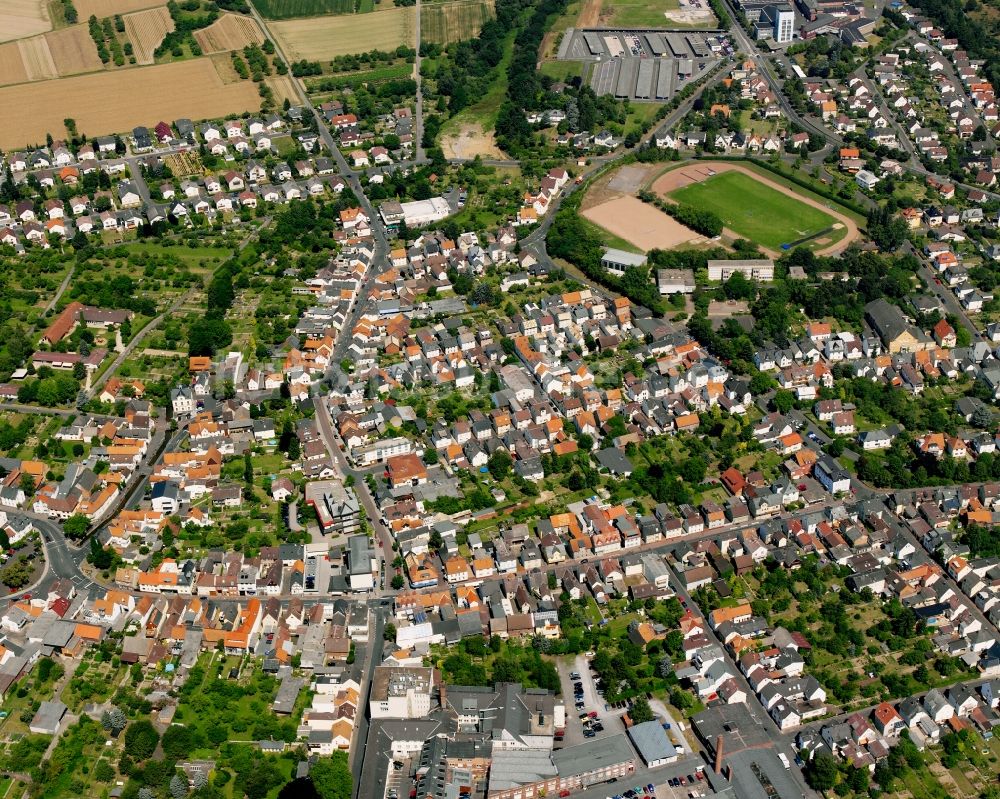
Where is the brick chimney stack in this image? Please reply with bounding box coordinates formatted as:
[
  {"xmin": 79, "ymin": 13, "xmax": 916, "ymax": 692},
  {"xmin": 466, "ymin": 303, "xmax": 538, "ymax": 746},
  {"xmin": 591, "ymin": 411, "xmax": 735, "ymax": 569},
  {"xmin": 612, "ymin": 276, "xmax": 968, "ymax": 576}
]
[{"xmin": 714, "ymin": 735, "xmax": 725, "ymax": 774}]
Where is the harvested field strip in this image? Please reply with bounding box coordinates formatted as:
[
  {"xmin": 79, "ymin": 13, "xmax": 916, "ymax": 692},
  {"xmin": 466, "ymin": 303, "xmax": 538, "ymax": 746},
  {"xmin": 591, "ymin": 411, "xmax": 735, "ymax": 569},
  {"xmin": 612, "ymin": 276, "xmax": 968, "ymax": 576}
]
[
  {"xmin": 45, "ymin": 24, "xmax": 104, "ymax": 75},
  {"xmin": 123, "ymin": 6, "xmax": 174, "ymax": 63},
  {"xmin": 421, "ymin": 0, "xmax": 495, "ymax": 44},
  {"xmin": 193, "ymin": 13, "xmax": 264, "ymax": 53},
  {"xmin": 0, "ymin": 43, "xmax": 30, "ymax": 87},
  {"xmin": 265, "ymin": 74, "xmax": 299, "ymax": 106},
  {"xmin": 251, "ymin": 0, "xmax": 354, "ymax": 18},
  {"xmin": 269, "ymin": 6, "xmax": 415, "ymax": 59},
  {"xmin": 0, "ymin": 1, "xmax": 51, "ymax": 44},
  {"xmin": 74, "ymin": 0, "xmax": 165, "ymax": 16},
  {"xmin": 18, "ymin": 35, "xmax": 58, "ymax": 81},
  {"xmin": 0, "ymin": 58, "xmax": 261, "ymax": 150}
]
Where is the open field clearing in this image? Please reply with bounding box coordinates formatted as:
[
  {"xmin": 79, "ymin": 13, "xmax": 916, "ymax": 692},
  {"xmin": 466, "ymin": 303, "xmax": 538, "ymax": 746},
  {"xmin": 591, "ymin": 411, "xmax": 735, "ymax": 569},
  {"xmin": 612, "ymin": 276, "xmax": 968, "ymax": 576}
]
[
  {"xmin": 421, "ymin": 0, "xmax": 495, "ymax": 44},
  {"xmin": 0, "ymin": 1, "xmax": 51, "ymax": 43},
  {"xmin": 123, "ymin": 6, "xmax": 174, "ymax": 63},
  {"xmin": 193, "ymin": 12, "xmax": 264, "ymax": 53},
  {"xmin": 0, "ymin": 58, "xmax": 261, "ymax": 149},
  {"xmin": 270, "ymin": 6, "xmax": 414, "ymax": 59},
  {"xmin": 75, "ymin": 0, "xmax": 165, "ymax": 16},
  {"xmin": 18, "ymin": 35, "xmax": 58, "ymax": 81},
  {"xmin": 582, "ymin": 195, "xmax": 701, "ymax": 252},
  {"xmin": 654, "ymin": 162, "xmax": 857, "ymax": 254},
  {"xmin": 266, "ymin": 74, "xmax": 299, "ymax": 105},
  {"xmin": 0, "ymin": 43, "xmax": 30, "ymax": 86},
  {"xmin": 251, "ymin": 0, "xmax": 354, "ymax": 18},
  {"xmin": 45, "ymin": 24, "xmax": 104, "ymax": 74},
  {"xmin": 440, "ymin": 122, "xmax": 504, "ymax": 159}
]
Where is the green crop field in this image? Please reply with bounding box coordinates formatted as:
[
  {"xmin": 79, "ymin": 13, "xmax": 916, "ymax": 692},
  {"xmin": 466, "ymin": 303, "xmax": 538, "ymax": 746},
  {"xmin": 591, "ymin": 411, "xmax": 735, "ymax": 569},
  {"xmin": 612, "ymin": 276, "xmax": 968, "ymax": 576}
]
[
  {"xmin": 667, "ymin": 170, "xmax": 838, "ymax": 251},
  {"xmin": 421, "ymin": 0, "xmax": 495, "ymax": 44},
  {"xmin": 251, "ymin": 0, "xmax": 355, "ymax": 18}
]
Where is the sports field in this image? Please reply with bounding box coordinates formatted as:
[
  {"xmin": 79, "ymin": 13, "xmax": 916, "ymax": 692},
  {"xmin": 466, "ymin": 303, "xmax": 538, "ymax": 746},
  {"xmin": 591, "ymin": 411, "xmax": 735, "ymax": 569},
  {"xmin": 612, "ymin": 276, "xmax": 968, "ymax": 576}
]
[{"xmin": 661, "ymin": 167, "xmax": 841, "ymax": 252}]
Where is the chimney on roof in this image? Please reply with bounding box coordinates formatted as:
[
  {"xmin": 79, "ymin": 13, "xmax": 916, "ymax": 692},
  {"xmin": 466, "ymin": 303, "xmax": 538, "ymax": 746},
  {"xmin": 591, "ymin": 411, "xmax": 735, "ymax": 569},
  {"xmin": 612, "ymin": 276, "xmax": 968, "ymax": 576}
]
[
  {"xmin": 715, "ymin": 735, "xmax": 725, "ymax": 774},
  {"xmin": 439, "ymin": 681, "xmax": 447, "ymax": 710}
]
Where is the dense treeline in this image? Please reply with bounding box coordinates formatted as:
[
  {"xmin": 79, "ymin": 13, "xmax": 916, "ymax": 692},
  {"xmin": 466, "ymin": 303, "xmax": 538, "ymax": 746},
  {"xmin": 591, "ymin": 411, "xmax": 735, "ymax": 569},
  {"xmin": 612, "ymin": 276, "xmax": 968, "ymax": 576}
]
[
  {"xmin": 494, "ymin": 0, "xmax": 570, "ymax": 154},
  {"xmin": 547, "ymin": 194, "xmax": 665, "ymax": 314},
  {"xmin": 638, "ymin": 191, "xmax": 723, "ymax": 237}
]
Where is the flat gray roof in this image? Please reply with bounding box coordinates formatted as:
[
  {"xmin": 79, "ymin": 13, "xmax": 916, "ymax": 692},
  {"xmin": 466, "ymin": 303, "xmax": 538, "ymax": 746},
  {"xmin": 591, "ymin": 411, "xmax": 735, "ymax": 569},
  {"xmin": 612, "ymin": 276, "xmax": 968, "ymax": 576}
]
[
  {"xmin": 627, "ymin": 720, "xmax": 674, "ymax": 764},
  {"xmin": 552, "ymin": 733, "xmax": 636, "ymax": 778},
  {"xmin": 489, "ymin": 748, "xmax": 558, "ymax": 789}
]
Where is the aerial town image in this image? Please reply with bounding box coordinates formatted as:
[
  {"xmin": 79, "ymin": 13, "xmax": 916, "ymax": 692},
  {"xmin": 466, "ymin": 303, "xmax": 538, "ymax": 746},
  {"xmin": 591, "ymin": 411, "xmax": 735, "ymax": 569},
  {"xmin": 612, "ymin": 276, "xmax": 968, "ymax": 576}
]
[{"xmin": 5, "ymin": 0, "xmax": 1000, "ymax": 796}]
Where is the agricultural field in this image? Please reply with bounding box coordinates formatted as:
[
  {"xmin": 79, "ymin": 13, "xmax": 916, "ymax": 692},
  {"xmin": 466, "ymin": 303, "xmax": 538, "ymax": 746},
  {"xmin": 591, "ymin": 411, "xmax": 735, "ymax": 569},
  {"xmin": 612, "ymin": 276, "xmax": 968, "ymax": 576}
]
[
  {"xmin": 269, "ymin": 6, "xmax": 414, "ymax": 59},
  {"xmin": 0, "ymin": 1, "xmax": 51, "ymax": 44},
  {"xmin": 74, "ymin": 0, "xmax": 165, "ymax": 16},
  {"xmin": 124, "ymin": 6, "xmax": 174, "ymax": 64},
  {"xmin": 0, "ymin": 58, "xmax": 261, "ymax": 149},
  {"xmin": 0, "ymin": 43, "xmax": 30, "ymax": 86},
  {"xmin": 653, "ymin": 163, "xmax": 857, "ymax": 254},
  {"xmin": 252, "ymin": 0, "xmax": 355, "ymax": 17},
  {"xmin": 193, "ymin": 12, "xmax": 264, "ymax": 53},
  {"xmin": 421, "ymin": 0, "xmax": 495, "ymax": 44},
  {"xmin": 123, "ymin": 5, "xmax": 174, "ymax": 63},
  {"xmin": 266, "ymin": 73, "xmax": 299, "ymax": 105},
  {"xmin": 45, "ymin": 24, "xmax": 105, "ymax": 74},
  {"xmin": 18, "ymin": 35, "xmax": 58, "ymax": 81}
]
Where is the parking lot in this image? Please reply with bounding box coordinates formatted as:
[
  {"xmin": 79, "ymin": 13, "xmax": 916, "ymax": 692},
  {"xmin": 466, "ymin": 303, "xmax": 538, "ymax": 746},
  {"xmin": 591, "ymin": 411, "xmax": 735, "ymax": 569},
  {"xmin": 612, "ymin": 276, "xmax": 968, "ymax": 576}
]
[
  {"xmin": 556, "ymin": 654, "xmax": 628, "ymax": 747},
  {"xmin": 554, "ymin": 28, "xmax": 725, "ymax": 102},
  {"xmin": 384, "ymin": 756, "xmax": 413, "ymax": 799},
  {"xmin": 653, "ymin": 770, "xmax": 709, "ymax": 799}
]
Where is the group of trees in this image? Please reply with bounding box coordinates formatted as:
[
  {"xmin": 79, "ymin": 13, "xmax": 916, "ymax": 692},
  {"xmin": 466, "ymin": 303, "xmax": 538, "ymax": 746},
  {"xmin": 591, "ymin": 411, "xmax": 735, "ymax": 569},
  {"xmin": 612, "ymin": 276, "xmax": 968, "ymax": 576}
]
[
  {"xmin": 438, "ymin": 636, "xmax": 560, "ymax": 691},
  {"xmin": 866, "ymin": 203, "xmax": 909, "ymax": 251},
  {"xmin": 60, "ymin": 0, "xmax": 78, "ymax": 23}
]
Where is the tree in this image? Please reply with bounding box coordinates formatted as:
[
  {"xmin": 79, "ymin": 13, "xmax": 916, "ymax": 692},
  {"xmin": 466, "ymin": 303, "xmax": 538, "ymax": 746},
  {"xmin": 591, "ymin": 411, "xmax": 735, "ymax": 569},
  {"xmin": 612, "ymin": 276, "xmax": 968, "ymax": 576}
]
[
  {"xmin": 772, "ymin": 389, "xmax": 795, "ymax": 414},
  {"xmin": 63, "ymin": 514, "xmax": 90, "ymax": 540},
  {"xmin": 488, "ymin": 449, "xmax": 513, "ymax": 479},
  {"xmin": 309, "ymin": 752, "xmax": 353, "ymax": 799},
  {"xmin": 803, "ymin": 751, "xmax": 838, "ymax": 791},
  {"xmin": 162, "ymin": 725, "xmax": 195, "ymax": 760},
  {"xmin": 384, "ymin": 623, "xmax": 397, "ymax": 641},
  {"xmin": 20, "ymin": 472, "xmax": 36, "ymax": 497},
  {"xmin": 629, "ymin": 697, "xmax": 654, "ymax": 724},
  {"xmin": 171, "ymin": 774, "xmax": 189, "ymax": 799},
  {"xmin": 124, "ymin": 719, "xmax": 160, "ymax": 760},
  {"xmin": 101, "ymin": 706, "xmax": 127, "ymax": 734}
]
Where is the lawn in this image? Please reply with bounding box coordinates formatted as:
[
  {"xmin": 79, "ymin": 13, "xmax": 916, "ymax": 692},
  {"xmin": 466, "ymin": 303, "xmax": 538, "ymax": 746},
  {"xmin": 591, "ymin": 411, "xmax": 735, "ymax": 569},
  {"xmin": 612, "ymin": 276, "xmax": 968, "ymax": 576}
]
[
  {"xmin": 602, "ymin": 0, "xmax": 680, "ymax": 27},
  {"xmin": 668, "ymin": 170, "xmax": 838, "ymax": 251},
  {"xmin": 539, "ymin": 59, "xmax": 586, "ymax": 82}
]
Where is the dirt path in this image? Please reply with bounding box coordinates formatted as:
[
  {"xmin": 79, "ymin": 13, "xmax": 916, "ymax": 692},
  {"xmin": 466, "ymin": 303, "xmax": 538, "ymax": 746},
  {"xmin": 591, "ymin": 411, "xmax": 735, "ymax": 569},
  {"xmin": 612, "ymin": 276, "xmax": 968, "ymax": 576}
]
[
  {"xmin": 577, "ymin": 0, "xmax": 601, "ymax": 27},
  {"xmin": 650, "ymin": 161, "xmax": 861, "ymax": 257}
]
